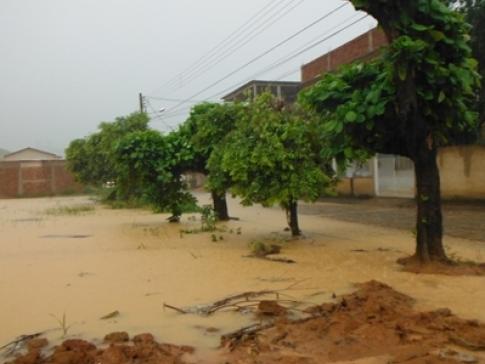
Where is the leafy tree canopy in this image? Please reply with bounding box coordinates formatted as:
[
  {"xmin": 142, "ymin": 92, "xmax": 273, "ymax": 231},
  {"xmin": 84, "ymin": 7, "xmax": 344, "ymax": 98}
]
[
  {"xmin": 221, "ymin": 93, "xmax": 333, "ymax": 235},
  {"xmin": 65, "ymin": 112, "xmax": 149, "ymax": 188},
  {"xmin": 114, "ymin": 129, "xmax": 196, "ymax": 220},
  {"xmin": 301, "ymin": 0, "xmax": 479, "ymax": 161}
]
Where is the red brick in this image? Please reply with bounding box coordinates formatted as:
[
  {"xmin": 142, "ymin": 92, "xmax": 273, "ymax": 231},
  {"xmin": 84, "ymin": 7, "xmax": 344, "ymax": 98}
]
[{"xmin": 302, "ymin": 28, "xmax": 388, "ymax": 86}]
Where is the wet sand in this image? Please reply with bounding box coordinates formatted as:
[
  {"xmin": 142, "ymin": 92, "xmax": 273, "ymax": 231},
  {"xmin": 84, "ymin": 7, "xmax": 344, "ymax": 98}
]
[{"xmin": 0, "ymin": 194, "xmax": 484, "ymax": 359}]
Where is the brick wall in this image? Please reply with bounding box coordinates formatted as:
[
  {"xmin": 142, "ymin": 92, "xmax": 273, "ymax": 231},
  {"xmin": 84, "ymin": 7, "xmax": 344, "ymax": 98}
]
[
  {"xmin": 301, "ymin": 28, "xmax": 388, "ymax": 86},
  {"xmin": 0, "ymin": 160, "xmax": 82, "ymax": 198}
]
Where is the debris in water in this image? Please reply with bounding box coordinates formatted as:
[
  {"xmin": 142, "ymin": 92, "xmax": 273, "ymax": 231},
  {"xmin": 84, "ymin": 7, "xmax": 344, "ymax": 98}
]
[{"xmin": 100, "ymin": 310, "xmax": 120, "ymax": 320}]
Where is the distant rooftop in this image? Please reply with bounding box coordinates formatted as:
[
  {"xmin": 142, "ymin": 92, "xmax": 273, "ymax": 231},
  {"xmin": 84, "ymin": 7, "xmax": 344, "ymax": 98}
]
[
  {"xmin": 2, "ymin": 147, "xmax": 62, "ymax": 161},
  {"xmin": 222, "ymin": 80, "xmax": 301, "ymax": 103}
]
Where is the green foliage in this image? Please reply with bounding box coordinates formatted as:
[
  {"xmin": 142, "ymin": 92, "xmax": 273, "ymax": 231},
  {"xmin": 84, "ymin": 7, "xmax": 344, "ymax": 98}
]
[
  {"xmin": 114, "ymin": 129, "xmax": 196, "ymax": 220},
  {"xmin": 300, "ymin": 0, "xmax": 480, "ymax": 160},
  {"xmin": 248, "ymin": 241, "xmax": 281, "ymax": 257},
  {"xmin": 200, "ymin": 205, "xmax": 217, "ymax": 232},
  {"xmin": 221, "ymin": 93, "xmax": 332, "ymax": 209},
  {"xmin": 450, "ymin": 0, "xmax": 485, "ymax": 137},
  {"xmin": 65, "ymin": 112, "xmax": 149, "ymax": 191},
  {"xmin": 44, "ymin": 204, "xmax": 95, "ymax": 216},
  {"xmin": 182, "ymin": 102, "xmax": 242, "ymax": 194}
]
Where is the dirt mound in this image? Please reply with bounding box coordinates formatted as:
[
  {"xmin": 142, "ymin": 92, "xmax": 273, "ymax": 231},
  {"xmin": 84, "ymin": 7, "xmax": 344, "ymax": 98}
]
[
  {"xmin": 221, "ymin": 280, "xmax": 485, "ymax": 363},
  {"xmin": 5, "ymin": 281, "xmax": 485, "ymax": 364},
  {"xmin": 398, "ymin": 256, "xmax": 485, "ymax": 276},
  {"xmin": 5, "ymin": 333, "xmax": 193, "ymax": 364}
]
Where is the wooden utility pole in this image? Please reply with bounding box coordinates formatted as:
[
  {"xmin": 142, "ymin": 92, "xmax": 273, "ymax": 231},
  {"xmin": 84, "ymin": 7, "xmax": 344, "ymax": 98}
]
[{"xmin": 139, "ymin": 92, "xmax": 145, "ymax": 113}]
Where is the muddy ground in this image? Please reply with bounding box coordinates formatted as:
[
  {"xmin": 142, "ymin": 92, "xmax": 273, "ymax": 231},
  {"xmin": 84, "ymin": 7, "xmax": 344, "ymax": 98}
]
[
  {"xmin": 302, "ymin": 197, "xmax": 485, "ymax": 242},
  {"xmin": 1, "ymin": 194, "xmax": 485, "ymax": 363}
]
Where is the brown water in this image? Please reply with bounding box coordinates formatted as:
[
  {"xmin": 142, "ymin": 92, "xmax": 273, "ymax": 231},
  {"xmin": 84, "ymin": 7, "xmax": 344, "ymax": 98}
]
[{"xmin": 1, "ymin": 194, "xmax": 484, "ymax": 358}]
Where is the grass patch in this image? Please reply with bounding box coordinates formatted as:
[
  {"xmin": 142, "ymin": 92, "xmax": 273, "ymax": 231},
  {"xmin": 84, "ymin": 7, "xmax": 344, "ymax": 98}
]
[
  {"xmin": 44, "ymin": 204, "xmax": 95, "ymax": 216},
  {"xmin": 249, "ymin": 240, "xmax": 281, "ymax": 257}
]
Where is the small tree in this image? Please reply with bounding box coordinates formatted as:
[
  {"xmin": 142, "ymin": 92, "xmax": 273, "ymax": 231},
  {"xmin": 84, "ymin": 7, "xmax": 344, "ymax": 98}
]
[
  {"xmin": 181, "ymin": 102, "xmax": 242, "ymax": 220},
  {"xmin": 114, "ymin": 130, "xmax": 196, "ymax": 222},
  {"xmin": 65, "ymin": 112, "xmax": 149, "ymax": 197},
  {"xmin": 221, "ymin": 93, "xmax": 332, "ymax": 236},
  {"xmin": 301, "ymin": 0, "xmax": 480, "ymax": 262}
]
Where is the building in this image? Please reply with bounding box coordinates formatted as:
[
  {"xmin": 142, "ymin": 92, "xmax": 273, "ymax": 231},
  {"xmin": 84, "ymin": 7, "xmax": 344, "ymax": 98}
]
[
  {"xmin": 0, "ymin": 147, "xmax": 81, "ymax": 198},
  {"xmin": 222, "ymin": 80, "xmax": 300, "ymax": 103}
]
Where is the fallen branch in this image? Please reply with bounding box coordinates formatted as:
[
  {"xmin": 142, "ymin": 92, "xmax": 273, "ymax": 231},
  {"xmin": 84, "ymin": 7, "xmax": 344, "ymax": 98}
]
[
  {"xmin": 450, "ymin": 335, "xmax": 485, "ymax": 351},
  {"xmin": 163, "ymin": 303, "xmax": 188, "ymax": 314},
  {"xmin": 163, "ymin": 282, "xmax": 310, "ymax": 317},
  {"xmin": 243, "ymin": 255, "xmax": 296, "ymax": 264},
  {"xmin": 1, "ymin": 332, "xmax": 43, "ymax": 357},
  {"xmin": 221, "ymin": 323, "xmax": 274, "ymax": 351}
]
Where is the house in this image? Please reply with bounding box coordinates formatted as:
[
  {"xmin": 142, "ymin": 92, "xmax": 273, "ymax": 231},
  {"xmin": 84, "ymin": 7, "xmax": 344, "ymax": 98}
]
[
  {"xmin": 2, "ymin": 147, "xmax": 62, "ymax": 161},
  {"xmin": 0, "ymin": 147, "xmax": 81, "ymax": 198},
  {"xmin": 222, "ymin": 80, "xmax": 300, "ymax": 103}
]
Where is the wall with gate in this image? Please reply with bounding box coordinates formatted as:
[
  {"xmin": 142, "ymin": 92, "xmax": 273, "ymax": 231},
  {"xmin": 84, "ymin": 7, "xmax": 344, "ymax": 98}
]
[{"xmin": 0, "ymin": 160, "xmax": 82, "ymax": 198}]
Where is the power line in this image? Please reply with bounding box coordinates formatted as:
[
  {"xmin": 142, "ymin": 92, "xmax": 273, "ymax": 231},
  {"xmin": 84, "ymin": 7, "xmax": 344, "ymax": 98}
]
[
  {"xmin": 167, "ymin": 0, "xmax": 305, "ymax": 93},
  {"xmin": 148, "ymin": 0, "xmax": 286, "ymax": 95},
  {"xmin": 207, "ymin": 13, "xmax": 362, "ymax": 100},
  {"xmin": 144, "ymin": 95, "xmax": 214, "ymax": 103},
  {"xmin": 151, "ymin": 13, "xmax": 372, "ymax": 127},
  {"xmin": 159, "ymin": 13, "xmax": 371, "ymax": 128},
  {"xmin": 145, "ymin": 99, "xmax": 175, "ymax": 131},
  {"xmin": 165, "ymin": 3, "xmax": 350, "ymax": 115}
]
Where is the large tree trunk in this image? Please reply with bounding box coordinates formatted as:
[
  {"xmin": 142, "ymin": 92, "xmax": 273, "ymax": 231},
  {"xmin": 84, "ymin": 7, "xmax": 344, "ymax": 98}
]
[
  {"xmin": 211, "ymin": 191, "xmax": 229, "ymax": 221},
  {"xmin": 413, "ymin": 145, "xmax": 448, "ymax": 263},
  {"xmin": 286, "ymin": 200, "xmax": 301, "ymax": 237}
]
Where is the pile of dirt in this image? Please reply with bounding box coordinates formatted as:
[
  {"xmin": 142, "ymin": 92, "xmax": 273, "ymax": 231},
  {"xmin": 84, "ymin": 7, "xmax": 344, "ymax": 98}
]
[
  {"xmin": 5, "ymin": 281, "xmax": 485, "ymax": 364},
  {"xmin": 221, "ymin": 281, "xmax": 485, "ymax": 363},
  {"xmin": 398, "ymin": 256, "xmax": 485, "ymax": 276},
  {"xmin": 5, "ymin": 333, "xmax": 193, "ymax": 364}
]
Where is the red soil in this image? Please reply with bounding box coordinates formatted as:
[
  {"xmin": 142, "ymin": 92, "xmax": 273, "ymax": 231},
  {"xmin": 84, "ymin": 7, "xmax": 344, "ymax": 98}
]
[{"xmin": 5, "ymin": 281, "xmax": 485, "ymax": 364}]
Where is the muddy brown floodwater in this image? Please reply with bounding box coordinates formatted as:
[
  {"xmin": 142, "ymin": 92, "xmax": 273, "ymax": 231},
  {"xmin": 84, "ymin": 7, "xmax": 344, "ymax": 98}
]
[{"xmin": 0, "ymin": 194, "xmax": 485, "ymax": 363}]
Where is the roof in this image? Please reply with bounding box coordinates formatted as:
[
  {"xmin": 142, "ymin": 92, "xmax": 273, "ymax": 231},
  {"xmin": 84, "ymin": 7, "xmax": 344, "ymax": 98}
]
[
  {"xmin": 3, "ymin": 147, "xmax": 62, "ymax": 161},
  {"xmin": 222, "ymin": 80, "xmax": 301, "ymax": 101}
]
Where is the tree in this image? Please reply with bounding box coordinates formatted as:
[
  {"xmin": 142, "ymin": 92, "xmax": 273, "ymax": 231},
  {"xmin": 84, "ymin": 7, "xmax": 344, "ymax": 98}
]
[
  {"xmin": 65, "ymin": 112, "xmax": 149, "ymax": 197},
  {"xmin": 301, "ymin": 0, "xmax": 480, "ymax": 262},
  {"xmin": 181, "ymin": 102, "xmax": 242, "ymax": 220},
  {"xmin": 221, "ymin": 93, "xmax": 332, "ymax": 236},
  {"xmin": 114, "ymin": 129, "xmax": 196, "ymax": 222}
]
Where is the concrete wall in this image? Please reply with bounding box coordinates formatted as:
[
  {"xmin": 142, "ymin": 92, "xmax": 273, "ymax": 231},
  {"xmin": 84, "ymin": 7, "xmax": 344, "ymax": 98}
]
[
  {"xmin": 439, "ymin": 145, "xmax": 485, "ymax": 200},
  {"xmin": 336, "ymin": 177, "xmax": 375, "ymax": 197},
  {"xmin": 0, "ymin": 160, "xmax": 82, "ymax": 198},
  {"xmin": 336, "ymin": 146, "xmax": 485, "ymax": 200}
]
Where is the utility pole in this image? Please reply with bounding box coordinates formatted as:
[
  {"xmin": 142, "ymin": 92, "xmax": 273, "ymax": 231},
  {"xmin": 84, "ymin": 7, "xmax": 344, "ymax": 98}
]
[{"xmin": 139, "ymin": 92, "xmax": 145, "ymax": 113}]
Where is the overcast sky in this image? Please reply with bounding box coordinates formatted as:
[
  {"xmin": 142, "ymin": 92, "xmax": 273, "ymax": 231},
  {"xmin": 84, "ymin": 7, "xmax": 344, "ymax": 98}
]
[{"xmin": 0, "ymin": 0, "xmax": 376, "ymax": 155}]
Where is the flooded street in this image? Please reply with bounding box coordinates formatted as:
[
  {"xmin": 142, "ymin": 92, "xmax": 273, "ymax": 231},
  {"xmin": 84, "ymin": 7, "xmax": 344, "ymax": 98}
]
[{"xmin": 1, "ymin": 194, "xmax": 485, "ymax": 359}]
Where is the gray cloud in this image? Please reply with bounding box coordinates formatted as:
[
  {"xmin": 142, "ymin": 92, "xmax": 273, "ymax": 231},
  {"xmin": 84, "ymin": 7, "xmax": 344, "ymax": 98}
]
[{"xmin": 0, "ymin": 0, "xmax": 375, "ymax": 155}]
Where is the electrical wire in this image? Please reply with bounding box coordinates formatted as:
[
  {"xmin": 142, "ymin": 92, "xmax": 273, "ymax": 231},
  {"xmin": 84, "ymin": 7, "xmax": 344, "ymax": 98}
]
[
  {"xmin": 151, "ymin": 13, "xmax": 372, "ymax": 127},
  {"xmin": 207, "ymin": 12, "xmax": 363, "ymax": 100},
  {"xmin": 165, "ymin": 3, "xmax": 354, "ymax": 115},
  {"xmin": 167, "ymin": 0, "xmax": 305, "ymax": 92},
  {"xmin": 149, "ymin": 0, "xmax": 288, "ymax": 94}
]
